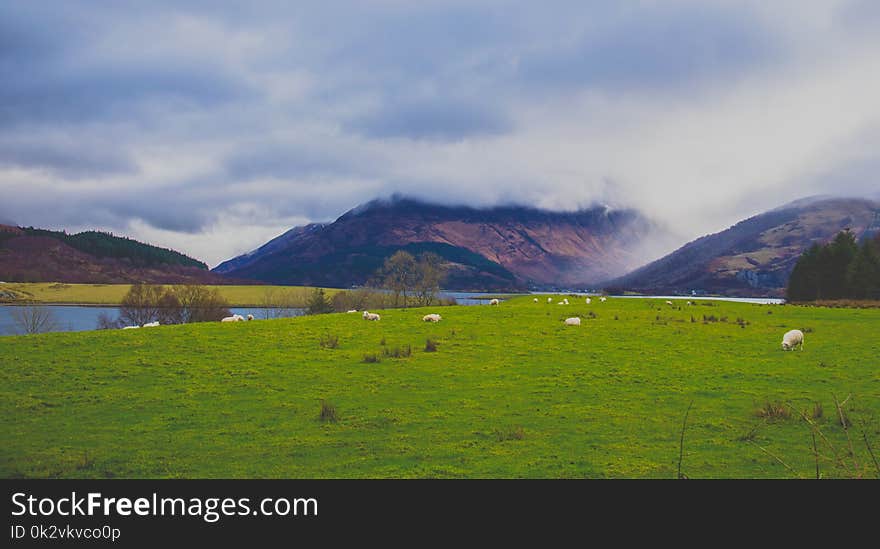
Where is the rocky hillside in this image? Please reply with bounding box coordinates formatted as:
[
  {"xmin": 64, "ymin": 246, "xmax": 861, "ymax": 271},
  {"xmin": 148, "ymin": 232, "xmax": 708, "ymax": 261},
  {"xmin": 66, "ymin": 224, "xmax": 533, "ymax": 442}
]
[
  {"xmin": 214, "ymin": 197, "xmax": 667, "ymax": 290},
  {"xmin": 604, "ymin": 197, "xmax": 880, "ymax": 296},
  {"xmin": 0, "ymin": 225, "xmax": 240, "ymax": 285}
]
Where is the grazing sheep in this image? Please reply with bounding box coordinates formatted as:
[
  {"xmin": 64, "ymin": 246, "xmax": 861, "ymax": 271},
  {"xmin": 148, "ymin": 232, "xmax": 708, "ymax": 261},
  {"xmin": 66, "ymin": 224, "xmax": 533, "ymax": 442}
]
[
  {"xmin": 247, "ymin": 314, "xmax": 254, "ymax": 321},
  {"xmin": 121, "ymin": 325, "xmax": 139, "ymax": 330},
  {"xmin": 781, "ymin": 329, "xmax": 805, "ymax": 351},
  {"xmin": 489, "ymin": 298, "xmax": 500, "ymax": 306},
  {"xmin": 585, "ymin": 297, "xmax": 591, "ymax": 304},
  {"xmin": 143, "ymin": 321, "xmax": 160, "ymax": 328},
  {"xmin": 220, "ymin": 316, "xmax": 238, "ymax": 322},
  {"xmin": 600, "ymin": 297, "xmax": 607, "ymax": 302},
  {"xmin": 665, "ymin": 300, "xmax": 673, "ymax": 306},
  {"xmin": 233, "ymin": 314, "xmax": 245, "ymax": 321},
  {"xmin": 563, "ymin": 298, "xmax": 569, "ymax": 305},
  {"xmin": 564, "ymin": 317, "xmax": 581, "ymax": 326},
  {"xmin": 686, "ymin": 301, "xmax": 693, "ymax": 306},
  {"xmin": 422, "ymin": 313, "xmax": 442, "ymax": 322},
  {"xmin": 347, "ymin": 309, "xmax": 358, "ymax": 313},
  {"xmin": 558, "ymin": 301, "xmax": 566, "ymax": 305},
  {"xmin": 362, "ymin": 311, "xmax": 381, "ymax": 321},
  {"xmin": 534, "ymin": 298, "xmax": 539, "ymax": 303},
  {"xmin": 547, "ymin": 297, "xmax": 553, "ymax": 303}
]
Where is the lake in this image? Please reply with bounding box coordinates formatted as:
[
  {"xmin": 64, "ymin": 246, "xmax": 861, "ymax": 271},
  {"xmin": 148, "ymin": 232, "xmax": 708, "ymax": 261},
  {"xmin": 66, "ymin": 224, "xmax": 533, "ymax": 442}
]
[
  {"xmin": 0, "ymin": 291, "xmax": 503, "ymax": 336},
  {"xmin": 0, "ymin": 292, "xmax": 784, "ymax": 336}
]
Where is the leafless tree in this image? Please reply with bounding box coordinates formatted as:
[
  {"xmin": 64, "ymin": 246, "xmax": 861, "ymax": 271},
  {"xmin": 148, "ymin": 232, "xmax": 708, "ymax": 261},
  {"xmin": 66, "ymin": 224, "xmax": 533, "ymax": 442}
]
[{"xmin": 11, "ymin": 304, "xmax": 58, "ymax": 334}]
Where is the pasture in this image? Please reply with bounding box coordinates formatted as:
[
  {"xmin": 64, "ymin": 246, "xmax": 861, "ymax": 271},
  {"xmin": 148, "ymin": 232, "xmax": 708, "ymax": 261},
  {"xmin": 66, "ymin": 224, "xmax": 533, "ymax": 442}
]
[
  {"xmin": 0, "ymin": 282, "xmax": 335, "ymax": 307},
  {"xmin": 1, "ymin": 296, "xmax": 878, "ymax": 478}
]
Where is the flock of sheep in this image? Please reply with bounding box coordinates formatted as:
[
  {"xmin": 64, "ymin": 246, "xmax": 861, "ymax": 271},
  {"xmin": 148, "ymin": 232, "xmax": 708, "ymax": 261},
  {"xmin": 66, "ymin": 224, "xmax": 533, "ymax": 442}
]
[{"xmin": 118, "ymin": 293, "xmax": 805, "ymax": 351}]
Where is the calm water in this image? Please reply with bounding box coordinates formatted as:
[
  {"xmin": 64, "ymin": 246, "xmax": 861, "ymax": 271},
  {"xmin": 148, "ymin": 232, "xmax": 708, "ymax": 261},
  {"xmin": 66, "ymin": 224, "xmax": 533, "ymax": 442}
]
[
  {"xmin": 0, "ymin": 292, "xmax": 783, "ymax": 336},
  {"xmin": 0, "ymin": 306, "xmax": 305, "ymax": 336}
]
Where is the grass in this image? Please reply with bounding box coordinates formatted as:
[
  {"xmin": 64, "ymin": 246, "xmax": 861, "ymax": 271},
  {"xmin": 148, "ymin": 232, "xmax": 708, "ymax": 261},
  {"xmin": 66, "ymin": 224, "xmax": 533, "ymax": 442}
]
[
  {"xmin": 1, "ymin": 296, "xmax": 878, "ymax": 478},
  {"xmin": 0, "ymin": 282, "xmax": 338, "ymax": 307}
]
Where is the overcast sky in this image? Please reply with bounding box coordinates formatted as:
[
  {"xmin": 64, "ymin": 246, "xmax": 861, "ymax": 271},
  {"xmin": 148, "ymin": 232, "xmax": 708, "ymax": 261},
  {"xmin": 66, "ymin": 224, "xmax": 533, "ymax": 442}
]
[{"xmin": 1, "ymin": 1, "xmax": 879, "ymax": 266}]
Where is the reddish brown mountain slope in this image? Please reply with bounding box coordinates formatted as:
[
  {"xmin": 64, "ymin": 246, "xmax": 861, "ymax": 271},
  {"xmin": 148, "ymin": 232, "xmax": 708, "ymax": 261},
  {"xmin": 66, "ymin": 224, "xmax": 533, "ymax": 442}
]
[
  {"xmin": 214, "ymin": 197, "xmax": 666, "ymax": 289},
  {"xmin": 0, "ymin": 225, "xmax": 239, "ymax": 284}
]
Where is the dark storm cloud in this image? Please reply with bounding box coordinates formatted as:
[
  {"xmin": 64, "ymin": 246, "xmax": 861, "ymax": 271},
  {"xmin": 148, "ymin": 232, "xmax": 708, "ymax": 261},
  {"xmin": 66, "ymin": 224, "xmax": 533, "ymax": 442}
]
[
  {"xmin": 348, "ymin": 98, "xmax": 513, "ymax": 141},
  {"xmin": 0, "ymin": 140, "xmax": 136, "ymax": 178},
  {"xmin": 521, "ymin": 4, "xmax": 777, "ymax": 93}
]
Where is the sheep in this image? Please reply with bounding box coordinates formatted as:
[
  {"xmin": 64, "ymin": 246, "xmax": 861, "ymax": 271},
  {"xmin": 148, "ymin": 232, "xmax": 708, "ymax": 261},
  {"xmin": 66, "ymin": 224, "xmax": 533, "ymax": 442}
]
[
  {"xmin": 121, "ymin": 325, "xmax": 139, "ymax": 330},
  {"xmin": 247, "ymin": 314, "xmax": 254, "ymax": 321},
  {"xmin": 233, "ymin": 314, "xmax": 245, "ymax": 321},
  {"xmin": 362, "ymin": 311, "xmax": 381, "ymax": 321},
  {"xmin": 533, "ymin": 298, "xmax": 539, "ymax": 303},
  {"xmin": 489, "ymin": 298, "xmax": 500, "ymax": 306},
  {"xmin": 564, "ymin": 317, "xmax": 581, "ymax": 326},
  {"xmin": 585, "ymin": 297, "xmax": 591, "ymax": 304},
  {"xmin": 686, "ymin": 301, "xmax": 693, "ymax": 306},
  {"xmin": 600, "ymin": 297, "xmax": 607, "ymax": 302},
  {"xmin": 557, "ymin": 301, "xmax": 566, "ymax": 305},
  {"xmin": 346, "ymin": 310, "xmax": 359, "ymax": 313},
  {"xmin": 422, "ymin": 313, "xmax": 442, "ymax": 322},
  {"xmin": 781, "ymin": 329, "xmax": 804, "ymax": 351},
  {"xmin": 143, "ymin": 321, "xmax": 160, "ymax": 328},
  {"xmin": 563, "ymin": 298, "xmax": 569, "ymax": 305},
  {"xmin": 665, "ymin": 300, "xmax": 673, "ymax": 306},
  {"xmin": 547, "ymin": 297, "xmax": 553, "ymax": 303},
  {"xmin": 220, "ymin": 316, "xmax": 238, "ymax": 322}
]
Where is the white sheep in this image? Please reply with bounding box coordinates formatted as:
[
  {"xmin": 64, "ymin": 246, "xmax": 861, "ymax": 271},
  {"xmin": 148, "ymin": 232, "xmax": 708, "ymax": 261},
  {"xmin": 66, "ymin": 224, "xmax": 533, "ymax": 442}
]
[
  {"xmin": 220, "ymin": 316, "xmax": 238, "ymax": 322},
  {"xmin": 564, "ymin": 317, "xmax": 581, "ymax": 326},
  {"xmin": 362, "ymin": 311, "xmax": 381, "ymax": 321},
  {"xmin": 547, "ymin": 297, "xmax": 553, "ymax": 303},
  {"xmin": 686, "ymin": 301, "xmax": 693, "ymax": 306},
  {"xmin": 346, "ymin": 309, "xmax": 359, "ymax": 313},
  {"xmin": 557, "ymin": 301, "xmax": 566, "ymax": 305},
  {"xmin": 247, "ymin": 314, "xmax": 254, "ymax": 321},
  {"xmin": 585, "ymin": 297, "xmax": 591, "ymax": 304},
  {"xmin": 143, "ymin": 321, "xmax": 160, "ymax": 328},
  {"xmin": 489, "ymin": 298, "xmax": 500, "ymax": 306},
  {"xmin": 600, "ymin": 297, "xmax": 607, "ymax": 302},
  {"xmin": 533, "ymin": 298, "xmax": 539, "ymax": 303},
  {"xmin": 233, "ymin": 314, "xmax": 245, "ymax": 321},
  {"xmin": 563, "ymin": 298, "xmax": 569, "ymax": 305},
  {"xmin": 422, "ymin": 313, "xmax": 442, "ymax": 322},
  {"xmin": 781, "ymin": 329, "xmax": 804, "ymax": 351},
  {"xmin": 665, "ymin": 300, "xmax": 673, "ymax": 306},
  {"xmin": 121, "ymin": 325, "xmax": 139, "ymax": 330}
]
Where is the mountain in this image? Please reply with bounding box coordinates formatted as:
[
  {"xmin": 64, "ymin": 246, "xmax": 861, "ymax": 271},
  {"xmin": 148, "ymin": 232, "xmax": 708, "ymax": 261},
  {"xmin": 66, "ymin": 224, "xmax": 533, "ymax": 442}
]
[
  {"xmin": 0, "ymin": 225, "xmax": 241, "ymax": 285},
  {"xmin": 604, "ymin": 197, "xmax": 880, "ymax": 297},
  {"xmin": 214, "ymin": 196, "xmax": 668, "ymax": 290}
]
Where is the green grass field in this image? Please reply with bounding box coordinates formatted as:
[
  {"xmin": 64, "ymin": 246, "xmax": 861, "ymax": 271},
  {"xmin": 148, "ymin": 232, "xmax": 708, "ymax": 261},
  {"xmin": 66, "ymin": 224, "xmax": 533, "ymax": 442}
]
[
  {"xmin": 1, "ymin": 296, "xmax": 878, "ymax": 478},
  {"xmin": 0, "ymin": 282, "xmax": 336, "ymax": 307}
]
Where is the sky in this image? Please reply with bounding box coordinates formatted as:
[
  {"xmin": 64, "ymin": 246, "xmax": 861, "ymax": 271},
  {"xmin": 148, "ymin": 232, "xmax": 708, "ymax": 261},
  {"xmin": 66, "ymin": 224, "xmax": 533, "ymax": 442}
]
[{"xmin": 1, "ymin": 0, "xmax": 879, "ymax": 267}]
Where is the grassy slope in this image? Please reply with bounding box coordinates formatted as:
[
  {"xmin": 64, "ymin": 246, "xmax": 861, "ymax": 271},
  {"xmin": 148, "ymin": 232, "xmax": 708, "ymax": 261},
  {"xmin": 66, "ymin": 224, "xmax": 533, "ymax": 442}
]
[
  {"xmin": 0, "ymin": 283, "xmax": 337, "ymax": 307},
  {"xmin": 1, "ymin": 297, "xmax": 878, "ymax": 479}
]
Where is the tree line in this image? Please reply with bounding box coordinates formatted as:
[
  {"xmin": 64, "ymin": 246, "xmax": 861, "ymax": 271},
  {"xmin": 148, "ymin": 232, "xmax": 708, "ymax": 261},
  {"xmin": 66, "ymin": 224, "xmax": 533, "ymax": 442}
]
[
  {"xmin": 787, "ymin": 230, "xmax": 880, "ymax": 301},
  {"xmin": 99, "ymin": 284, "xmax": 232, "ymax": 328}
]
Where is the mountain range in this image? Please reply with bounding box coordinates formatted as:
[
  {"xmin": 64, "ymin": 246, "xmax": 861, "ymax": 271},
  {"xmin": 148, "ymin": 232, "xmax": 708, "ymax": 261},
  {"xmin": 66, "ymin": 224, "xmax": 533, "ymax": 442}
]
[{"xmin": 2, "ymin": 194, "xmax": 877, "ymax": 296}]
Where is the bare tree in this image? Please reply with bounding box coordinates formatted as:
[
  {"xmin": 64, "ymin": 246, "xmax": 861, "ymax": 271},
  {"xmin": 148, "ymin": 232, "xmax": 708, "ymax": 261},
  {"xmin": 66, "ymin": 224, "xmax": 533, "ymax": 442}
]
[
  {"xmin": 119, "ymin": 284, "xmax": 164, "ymax": 327},
  {"xmin": 11, "ymin": 304, "xmax": 57, "ymax": 334}
]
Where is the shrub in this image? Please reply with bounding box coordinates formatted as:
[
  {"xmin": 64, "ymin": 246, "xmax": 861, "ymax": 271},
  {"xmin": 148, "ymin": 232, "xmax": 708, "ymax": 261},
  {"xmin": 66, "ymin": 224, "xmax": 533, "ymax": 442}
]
[
  {"xmin": 319, "ymin": 400, "xmax": 339, "ymax": 423},
  {"xmin": 383, "ymin": 345, "xmax": 412, "ymax": 358},
  {"xmin": 495, "ymin": 426, "xmax": 525, "ymax": 442},
  {"xmin": 319, "ymin": 333, "xmax": 339, "ymax": 349},
  {"xmin": 755, "ymin": 401, "xmax": 791, "ymax": 421}
]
